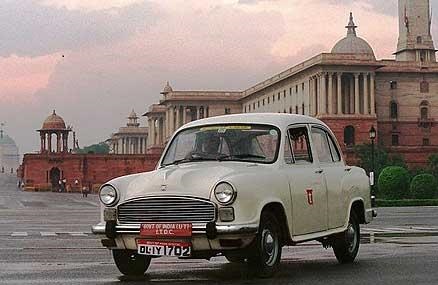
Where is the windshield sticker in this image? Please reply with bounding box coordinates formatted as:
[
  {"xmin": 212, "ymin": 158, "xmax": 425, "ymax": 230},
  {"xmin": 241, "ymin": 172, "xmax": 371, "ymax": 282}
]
[{"xmin": 200, "ymin": 126, "xmax": 252, "ymax": 132}]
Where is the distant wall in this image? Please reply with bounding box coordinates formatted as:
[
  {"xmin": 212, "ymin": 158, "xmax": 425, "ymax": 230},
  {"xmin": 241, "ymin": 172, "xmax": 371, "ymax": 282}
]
[{"xmin": 21, "ymin": 153, "xmax": 160, "ymax": 192}]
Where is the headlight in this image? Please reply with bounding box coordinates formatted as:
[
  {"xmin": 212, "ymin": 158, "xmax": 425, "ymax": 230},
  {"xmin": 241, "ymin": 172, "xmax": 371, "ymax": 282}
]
[
  {"xmin": 214, "ymin": 182, "xmax": 236, "ymax": 205},
  {"xmin": 99, "ymin": 185, "xmax": 118, "ymax": 206}
]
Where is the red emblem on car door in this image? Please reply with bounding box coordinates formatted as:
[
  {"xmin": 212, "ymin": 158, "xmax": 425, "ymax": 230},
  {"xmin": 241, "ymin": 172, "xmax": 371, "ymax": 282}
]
[{"xmin": 306, "ymin": 189, "xmax": 314, "ymax": 205}]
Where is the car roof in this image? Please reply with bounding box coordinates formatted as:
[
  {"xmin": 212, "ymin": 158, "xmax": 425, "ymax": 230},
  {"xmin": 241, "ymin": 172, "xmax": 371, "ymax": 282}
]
[{"xmin": 181, "ymin": 113, "xmax": 327, "ymax": 130}]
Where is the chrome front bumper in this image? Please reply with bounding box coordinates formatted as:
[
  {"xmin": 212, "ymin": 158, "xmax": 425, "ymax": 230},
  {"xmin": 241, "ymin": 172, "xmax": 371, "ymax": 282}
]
[{"xmin": 92, "ymin": 222, "xmax": 258, "ymax": 236}]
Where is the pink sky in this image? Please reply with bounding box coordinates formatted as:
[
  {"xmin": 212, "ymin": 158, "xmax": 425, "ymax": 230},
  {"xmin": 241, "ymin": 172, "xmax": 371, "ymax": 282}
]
[{"xmin": 0, "ymin": 0, "xmax": 435, "ymax": 153}]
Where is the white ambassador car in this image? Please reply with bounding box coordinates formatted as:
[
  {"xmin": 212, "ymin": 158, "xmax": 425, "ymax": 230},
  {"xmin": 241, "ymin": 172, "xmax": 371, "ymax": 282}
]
[{"xmin": 92, "ymin": 113, "xmax": 376, "ymax": 277}]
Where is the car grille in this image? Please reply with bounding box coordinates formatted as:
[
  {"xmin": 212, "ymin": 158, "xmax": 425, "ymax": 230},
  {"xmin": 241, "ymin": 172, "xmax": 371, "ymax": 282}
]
[{"xmin": 117, "ymin": 196, "xmax": 216, "ymax": 224}]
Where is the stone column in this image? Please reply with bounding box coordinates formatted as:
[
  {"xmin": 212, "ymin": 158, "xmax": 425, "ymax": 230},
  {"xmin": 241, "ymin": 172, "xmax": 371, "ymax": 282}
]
[
  {"xmin": 152, "ymin": 119, "xmax": 156, "ymax": 146},
  {"xmin": 169, "ymin": 107, "xmax": 175, "ymax": 135},
  {"xmin": 182, "ymin": 106, "xmax": 187, "ymax": 125},
  {"xmin": 175, "ymin": 106, "xmax": 180, "ymax": 129},
  {"xmin": 337, "ymin": 73, "xmax": 342, "ymax": 115},
  {"xmin": 196, "ymin": 106, "xmax": 200, "ymax": 120},
  {"xmin": 354, "ymin": 73, "xmax": 360, "ymax": 114},
  {"xmin": 328, "ymin": 73, "xmax": 333, "ymax": 115},
  {"xmin": 349, "ymin": 76, "xmax": 354, "ymax": 114},
  {"xmin": 370, "ymin": 73, "xmax": 376, "ymax": 115},
  {"xmin": 309, "ymin": 77, "xmax": 314, "ymax": 115},
  {"xmin": 40, "ymin": 134, "xmax": 45, "ymax": 153},
  {"xmin": 56, "ymin": 132, "xmax": 61, "ymax": 153},
  {"xmin": 320, "ymin": 73, "xmax": 326, "ymax": 115},
  {"xmin": 363, "ymin": 72, "xmax": 369, "ymax": 115},
  {"xmin": 156, "ymin": 118, "xmax": 161, "ymax": 145},
  {"xmin": 165, "ymin": 109, "xmax": 169, "ymax": 138}
]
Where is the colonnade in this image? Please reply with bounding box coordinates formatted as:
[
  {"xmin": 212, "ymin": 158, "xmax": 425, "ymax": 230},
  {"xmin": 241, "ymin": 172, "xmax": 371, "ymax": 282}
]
[
  {"xmin": 112, "ymin": 137, "xmax": 147, "ymax": 154},
  {"xmin": 148, "ymin": 105, "xmax": 209, "ymax": 147},
  {"xmin": 40, "ymin": 131, "xmax": 69, "ymax": 153},
  {"xmin": 309, "ymin": 72, "xmax": 376, "ymax": 116}
]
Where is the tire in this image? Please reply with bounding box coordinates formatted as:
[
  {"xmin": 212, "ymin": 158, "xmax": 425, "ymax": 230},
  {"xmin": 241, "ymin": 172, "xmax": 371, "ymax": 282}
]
[
  {"xmin": 247, "ymin": 211, "xmax": 282, "ymax": 278},
  {"xmin": 112, "ymin": 249, "xmax": 151, "ymax": 276},
  {"xmin": 332, "ymin": 212, "xmax": 360, "ymax": 264}
]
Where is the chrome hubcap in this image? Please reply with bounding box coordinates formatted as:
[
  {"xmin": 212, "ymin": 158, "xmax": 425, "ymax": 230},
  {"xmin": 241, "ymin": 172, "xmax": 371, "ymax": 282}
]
[
  {"xmin": 346, "ymin": 223, "xmax": 357, "ymax": 252},
  {"xmin": 262, "ymin": 229, "xmax": 278, "ymax": 266}
]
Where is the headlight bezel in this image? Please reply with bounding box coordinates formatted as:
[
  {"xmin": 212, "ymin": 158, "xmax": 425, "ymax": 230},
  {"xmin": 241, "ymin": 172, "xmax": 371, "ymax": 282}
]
[
  {"xmin": 214, "ymin": 182, "xmax": 237, "ymax": 205},
  {"xmin": 99, "ymin": 184, "xmax": 119, "ymax": 207}
]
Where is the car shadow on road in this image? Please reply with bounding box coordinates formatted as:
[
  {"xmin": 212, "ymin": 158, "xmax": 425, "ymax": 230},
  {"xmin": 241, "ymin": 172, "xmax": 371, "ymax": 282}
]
[{"xmin": 101, "ymin": 259, "xmax": 374, "ymax": 285}]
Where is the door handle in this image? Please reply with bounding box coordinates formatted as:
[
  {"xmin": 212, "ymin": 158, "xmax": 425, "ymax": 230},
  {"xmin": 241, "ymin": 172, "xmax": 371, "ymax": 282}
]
[{"xmin": 315, "ymin": 169, "xmax": 323, "ymax": 174}]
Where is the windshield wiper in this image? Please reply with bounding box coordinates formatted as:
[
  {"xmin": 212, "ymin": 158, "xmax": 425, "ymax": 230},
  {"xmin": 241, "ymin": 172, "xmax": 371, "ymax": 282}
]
[
  {"xmin": 232, "ymin": 153, "xmax": 266, "ymax": 159},
  {"xmin": 161, "ymin": 156, "xmax": 216, "ymax": 168}
]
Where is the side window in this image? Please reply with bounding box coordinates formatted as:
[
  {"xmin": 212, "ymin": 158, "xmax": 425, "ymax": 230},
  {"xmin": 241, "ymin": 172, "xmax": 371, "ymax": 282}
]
[
  {"xmin": 311, "ymin": 127, "xmax": 333, "ymax": 163},
  {"xmin": 288, "ymin": 127, "xmax": 312, "ymax": 164},
  {"xmin": 284, "ymin": 136, "xmax": 293, "ymax": 164},
  {"xmin": 327, "ymin": 133, "xmax": 341, "ymax": 162}
]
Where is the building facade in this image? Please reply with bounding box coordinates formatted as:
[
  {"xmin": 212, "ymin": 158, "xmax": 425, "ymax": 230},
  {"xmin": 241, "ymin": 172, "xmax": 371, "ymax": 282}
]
[
  {"xmin": 0, "ymin": 126, "xmax": 19, "ymax": 175},
  {"xmin": 21, "ymin": 111, "xmax": 160, "ymax": 192},
  {"xmin": 109, "ymin": 110, "xmax": 148, "ymax": 155},
  {"xmin": 144, "ymin": 0, "xmax": 438, "ymax": 168}
]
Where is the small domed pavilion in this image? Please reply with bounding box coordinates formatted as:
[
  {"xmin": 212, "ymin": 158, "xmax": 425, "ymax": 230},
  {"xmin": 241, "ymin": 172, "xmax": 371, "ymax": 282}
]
[{"xmin": 38, "ymin": 110, "xmax": 71, "ymax": 153}]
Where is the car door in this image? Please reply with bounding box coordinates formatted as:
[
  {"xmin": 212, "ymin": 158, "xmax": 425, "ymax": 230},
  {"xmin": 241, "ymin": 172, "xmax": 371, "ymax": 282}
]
[
  {"xmin": 285, "ymin": 125, "xmax": 328, "ymax": 236},
  {"xmin": 310, "ymin": 126, "xmax": 346, "ymax": 229}
]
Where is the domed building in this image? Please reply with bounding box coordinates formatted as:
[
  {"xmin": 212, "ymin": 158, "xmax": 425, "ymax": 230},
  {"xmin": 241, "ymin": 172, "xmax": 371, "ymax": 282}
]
[
  {"xmin": 0, "ymin": 127, "xmax": 19, "ymax": 175},
  {"xmin": 145, "ymin": 0, "xmax": 438, "ymax": 168},
  {"xmin": 331, "ymin": 13, "xmax": 376, "ymax": 58},
  {"xmin": 109, "ymin": 110, "xmax": 148, "ymax": 154},
  {"xmin": 38, "ymin": 110, "xmax": 71, "ymax": 153}
]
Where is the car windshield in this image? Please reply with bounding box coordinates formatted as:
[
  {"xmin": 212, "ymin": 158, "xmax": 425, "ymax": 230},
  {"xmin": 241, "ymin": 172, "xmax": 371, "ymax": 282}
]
[{"xmin": 161, "ymin": 124, "xmax": 280, "ymax": 167}]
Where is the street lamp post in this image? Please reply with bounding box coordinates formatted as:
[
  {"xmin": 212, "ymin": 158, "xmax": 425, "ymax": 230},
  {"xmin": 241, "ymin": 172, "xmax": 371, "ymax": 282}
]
[{"xmin": 369, "ymin": 126, "xmax": 376, "ymax": 207}]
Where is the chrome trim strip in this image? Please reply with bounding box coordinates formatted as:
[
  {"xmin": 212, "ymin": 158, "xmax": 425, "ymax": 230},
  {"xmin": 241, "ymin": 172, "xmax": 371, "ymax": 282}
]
[{"xmin": 114, "ymin": 223, "xmax": 259, "ymax": 235}]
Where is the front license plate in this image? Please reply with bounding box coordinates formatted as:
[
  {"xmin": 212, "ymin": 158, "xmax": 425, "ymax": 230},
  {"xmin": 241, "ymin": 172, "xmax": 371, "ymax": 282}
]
[
  {"xmin": 137, "ymin": 240, "xmax": 191, "ymax": 257},
  {"xmin": 140, "ymin": 223, "xmax": 192, "ymax": 237}
]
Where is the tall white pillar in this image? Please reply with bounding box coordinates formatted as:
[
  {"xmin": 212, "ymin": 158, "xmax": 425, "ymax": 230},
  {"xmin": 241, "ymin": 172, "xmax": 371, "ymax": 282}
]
[
  {"xmin": 354, "ymin": 73, "xmax": 360, "ymax": 114},
  {"xmin": 308, "ymin": 77, "xmax": 313, "ymax": 115},
  {"xmin": 182, "ymin": 106, "xmax": 187, "ymax": 125},
  {"xmin": 363, "ymin": 73, "xmax": 369, "ymax": 115},
  {"xmin": 175, "ymin": 106, "xmax": 180, "ymax": 129},
  {"xmin": 320, "ymin": 73, "xmax": 326, "ymax": 115},
  {"xmin": 328, "ymin": 73, "xmax": 333, "ymax": 115},
  {"xmin": 169, "ymin": 107, "xmax": 175, "ymax": 135},
  {"xmin": 196, "ymin": 106, "xmax": 200, "ymax": 120},
  {"xmin": 337, "ymin": 73, "xmax": 342, "ymax": 115},
  {"xmin": 370, "ymin": 73, "xmax": 376, "ymax": 115},
  {"xmin": 151, "ymin": 119, "xmax": 156, "ymax": 146},
  {"xmin": 349, "ymin": 77, "xmax": 354, "ymax": 114}
]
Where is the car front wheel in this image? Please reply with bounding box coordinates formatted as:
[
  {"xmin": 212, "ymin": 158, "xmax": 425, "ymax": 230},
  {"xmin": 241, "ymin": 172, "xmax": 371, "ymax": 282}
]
[
  {"xmin": 332, "ymin": 212, "xmax": 360, "ymax": 264},
  {"xmin": 112, "ymin": 249, "xmax": 151, "ymax": 276},
  {"xmin": 248, "ymin": 211, "xmax": 282, "ymax": 278}
]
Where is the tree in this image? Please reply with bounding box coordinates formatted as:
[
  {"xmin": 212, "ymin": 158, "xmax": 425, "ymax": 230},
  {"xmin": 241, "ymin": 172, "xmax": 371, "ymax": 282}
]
[
  {"xmin": 428, "ymin": 154, "xmax": 438, "ymax": 179},
  {"xmin": 378, "ymin": 166, "xmax": 411, "ymax": 199},
  {"xmin": 76, "ymin": 142, "xmax": 110, "ymax": 154},
  {"xmin": 410, "ymin": 174, "xmax": 438, "ymax": 199}
]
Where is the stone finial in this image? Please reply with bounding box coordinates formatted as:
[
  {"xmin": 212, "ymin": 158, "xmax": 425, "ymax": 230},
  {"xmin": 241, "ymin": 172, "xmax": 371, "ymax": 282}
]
[
  {"xmin": 346, "ymin": 12, "xmax": 358, "ymax": 37},
  {"xmin": 162, "ymin": 81, "xmax": 173, "ymax": 94}
]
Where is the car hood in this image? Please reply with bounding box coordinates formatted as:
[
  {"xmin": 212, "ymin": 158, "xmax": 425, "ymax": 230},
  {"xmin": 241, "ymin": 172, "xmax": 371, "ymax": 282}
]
[{"xmin": 115, "ymin": 162, "xmax": 266, "ymax": 202}]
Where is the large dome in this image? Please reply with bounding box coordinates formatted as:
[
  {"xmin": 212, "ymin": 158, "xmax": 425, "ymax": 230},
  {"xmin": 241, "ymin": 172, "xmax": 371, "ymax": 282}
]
[
  {"xmin": 331, "ymin": 13, "xmax": 375, "ymax": 58},
  {"xmin": 41, "ymin": 110, "xmax": 67, "ymax": 130},
  {"xmin": 0, "ymin": 131, "xmax": 19, "ymax": 174},
  {"xmin": 0, "ymin": 134, "xmax": 17, "ymax": 147}
]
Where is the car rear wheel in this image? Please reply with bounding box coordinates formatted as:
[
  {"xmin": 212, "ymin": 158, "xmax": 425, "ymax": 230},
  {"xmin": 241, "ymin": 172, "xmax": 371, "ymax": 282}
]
[
  {"xmin": 112, "ymin": 249, "xmax": 151, "ymax": 276},
  {"xmin": 332, "ymin": 212, "xmax": 360, "ymax": 264},
  {"xmin": 248, "ymin": 211, "xmax": 282, "ymax": 278}
]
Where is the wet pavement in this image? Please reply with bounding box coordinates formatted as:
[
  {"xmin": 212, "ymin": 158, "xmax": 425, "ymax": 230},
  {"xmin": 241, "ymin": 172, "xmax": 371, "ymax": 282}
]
[{"xmin": 1, "ymin": 175, "xmax": 438, "ymax": 284}]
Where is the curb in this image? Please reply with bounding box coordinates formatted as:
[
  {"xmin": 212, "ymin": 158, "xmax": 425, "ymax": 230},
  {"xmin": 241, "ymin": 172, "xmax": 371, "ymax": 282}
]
[{"xmin": 361, "ymin": 231, "xmax": 438, "ymax": 238}]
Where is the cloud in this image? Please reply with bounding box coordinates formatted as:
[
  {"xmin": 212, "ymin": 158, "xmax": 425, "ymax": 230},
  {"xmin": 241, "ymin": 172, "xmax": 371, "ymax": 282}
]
[
  {"xmin": 0, "ymin": 0, "xmax": 158, "ymax": 57},
  {"xmin": 0, "ymin": 53, "xmax": 61, "ymax": 103},
  {"xmin": 40, "ymin": 0, "xmax": 144, "ymax": 11}
]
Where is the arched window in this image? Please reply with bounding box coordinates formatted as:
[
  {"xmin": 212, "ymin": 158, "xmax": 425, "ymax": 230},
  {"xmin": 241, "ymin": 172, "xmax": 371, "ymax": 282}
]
[
  {"xmin": 344, "ymin": 126, "xmax": 355, "ymax": 147},
  {"xmin": 420, "ymin": 100, "xmax": 429, "ymax": 120},
  {"xmin": 417, "ymin": 36, "xmax": 422, "ymax": 44},
  {"xmin": 390, "ymin": 101, "xmax": 398, "ymax": 119}
]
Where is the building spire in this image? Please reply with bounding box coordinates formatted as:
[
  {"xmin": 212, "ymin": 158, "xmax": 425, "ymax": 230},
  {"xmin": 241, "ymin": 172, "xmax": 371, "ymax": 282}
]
[{"xmin": 346, "ymin": 12, "xmax": 358, "ymax": 37}]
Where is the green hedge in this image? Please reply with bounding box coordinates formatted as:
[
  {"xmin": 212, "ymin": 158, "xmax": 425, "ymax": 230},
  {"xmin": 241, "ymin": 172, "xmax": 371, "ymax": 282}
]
[
  {"xmin": 377, "ymin": 166, "xmax": 410, "ymax": 199},
  {"xmin": 410, "ymin": 174, "xmax": 438, "ymax": 199},
  {"xmin": 376, "ymin": 199, "xmax": 438, "ymax": 207}
]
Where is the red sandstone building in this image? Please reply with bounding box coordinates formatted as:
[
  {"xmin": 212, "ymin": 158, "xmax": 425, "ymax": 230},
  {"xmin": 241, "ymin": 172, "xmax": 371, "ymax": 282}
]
[{"xmin": 20, "ymin": 111, "xmax": 160, "ymax": 192}]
